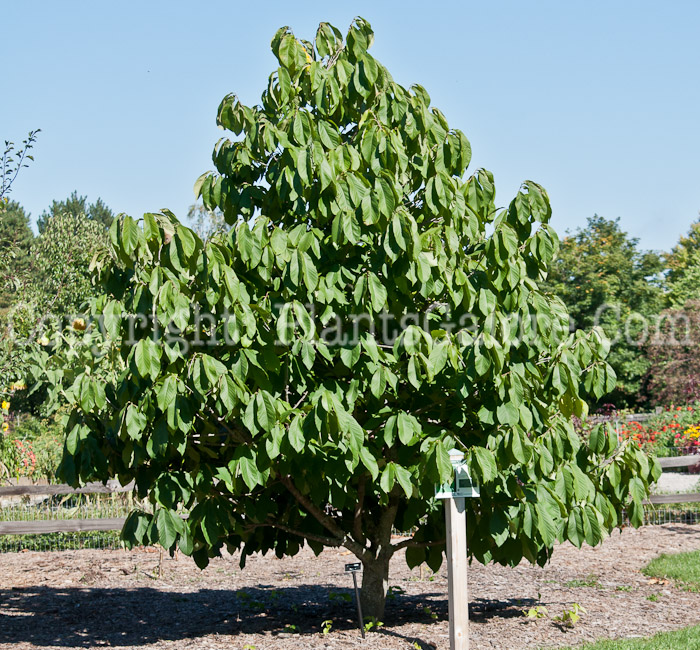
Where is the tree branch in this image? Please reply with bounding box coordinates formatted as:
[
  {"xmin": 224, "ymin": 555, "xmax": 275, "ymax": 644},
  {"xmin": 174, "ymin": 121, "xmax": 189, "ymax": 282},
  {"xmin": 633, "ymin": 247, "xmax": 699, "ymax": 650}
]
[
  {"xmin": 267, "ymin": 522, "xmax": 344, "ymax": 547},
  {"xmin": 391, "ymin": 537, "xmax": 445, "ymax": 552},
  {"xmin": 353, "ymin": 474, "xmax": 366, "ymax": 546},
  {"xmin": 376, "ymin": 494, "xmax": 400, "ymax": 561},
  {"xmin": 280, "ymin": 475, "xmax": 370, "ymax": 561},
  {"xmin": 292, "ymin": 391, "xmax": 308, "ymax": 409}
]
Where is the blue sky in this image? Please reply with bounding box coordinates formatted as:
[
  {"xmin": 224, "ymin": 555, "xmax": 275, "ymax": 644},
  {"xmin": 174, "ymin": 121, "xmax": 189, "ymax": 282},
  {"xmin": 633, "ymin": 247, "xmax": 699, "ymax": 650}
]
[{"xmin": 4, "ymin": 1, "xmax": 699, "ymax": 252}]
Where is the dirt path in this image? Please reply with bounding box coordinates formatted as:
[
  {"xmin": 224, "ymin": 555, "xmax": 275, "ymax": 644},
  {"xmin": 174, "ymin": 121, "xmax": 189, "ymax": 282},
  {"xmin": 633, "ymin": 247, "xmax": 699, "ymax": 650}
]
[{"xmin": 1, "ymin": 525, "xmax": 700, "ymax": 650}]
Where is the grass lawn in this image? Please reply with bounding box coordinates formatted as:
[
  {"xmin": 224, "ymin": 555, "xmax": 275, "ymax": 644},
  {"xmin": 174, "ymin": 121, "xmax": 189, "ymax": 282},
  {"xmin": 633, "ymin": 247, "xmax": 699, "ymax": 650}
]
[
  {"xmin": 549, "ymin": 625, "xmax": 700, "ymax": 649},
  {"xmin": 551, "ymin": 550, "xmax": 700, "ymax": 648},
  {"xmin": 643, "ymin": 549, "xmax": 700, "ymax": 591}
]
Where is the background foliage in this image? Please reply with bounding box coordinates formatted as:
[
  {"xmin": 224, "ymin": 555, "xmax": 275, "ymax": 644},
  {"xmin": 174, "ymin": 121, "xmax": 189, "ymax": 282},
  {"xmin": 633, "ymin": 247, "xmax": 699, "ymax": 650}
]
[{"xmin": 544, "ymin": 216, "xmax": 664, "ymax": 407}]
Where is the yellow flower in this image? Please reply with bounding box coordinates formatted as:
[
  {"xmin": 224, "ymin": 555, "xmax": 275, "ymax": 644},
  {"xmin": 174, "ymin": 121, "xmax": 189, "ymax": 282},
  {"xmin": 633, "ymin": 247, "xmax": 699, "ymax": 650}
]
[
  {"xmin": 1, "ymin": 401, "xmax": 10, "ymax": 410},
  {"xmin": 2, "ymin": 422, "xmax": 8, "ymax": 432},
  {"xmin": 685, "ymin": 425, "xmax": 700, "ymax": 440}
]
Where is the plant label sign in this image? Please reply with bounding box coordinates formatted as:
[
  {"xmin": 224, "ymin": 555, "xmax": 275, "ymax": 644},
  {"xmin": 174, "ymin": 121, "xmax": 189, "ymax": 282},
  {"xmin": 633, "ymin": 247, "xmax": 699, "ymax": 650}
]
[
  {"xmin": 344, "ymin": 562, "xmax": 361, "ymax": 573},
  {"xmin": 435, "ymin": 454, "xmax": 480, "ymax": 499}
]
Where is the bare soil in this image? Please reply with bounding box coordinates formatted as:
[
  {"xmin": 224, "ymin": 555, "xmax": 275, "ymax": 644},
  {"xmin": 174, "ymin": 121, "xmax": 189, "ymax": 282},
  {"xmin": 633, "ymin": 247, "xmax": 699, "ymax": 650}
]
[{"xmin": 2, "ymin": 525, "xmax": 700, "ymax": 650}]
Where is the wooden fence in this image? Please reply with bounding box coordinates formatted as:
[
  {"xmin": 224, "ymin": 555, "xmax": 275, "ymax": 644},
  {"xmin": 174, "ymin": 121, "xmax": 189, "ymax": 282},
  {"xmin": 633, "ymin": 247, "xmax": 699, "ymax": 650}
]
[
  {"xmin": 0, "ymin": 480, "xmax": 132, "ymax": 536},
  {"xmin": 647, "ymin": 455, "xmax": 700, "ymax": 505},
  {"xmin": 0, "ymin": 453, "xmax": 699, "ymax": 536}
]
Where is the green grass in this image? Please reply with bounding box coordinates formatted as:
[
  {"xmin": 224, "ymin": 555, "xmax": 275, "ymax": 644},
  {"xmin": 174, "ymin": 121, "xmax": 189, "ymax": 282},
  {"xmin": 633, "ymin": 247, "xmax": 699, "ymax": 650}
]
[
  {"xmin": 0, "ymin": 530, "xmax": 122, "ymax": 552},
  {"xmin": 546, "ymin": 625, "xmax": 700, "ymax": 649},
  {"xmin": 643, "ymin": 549, "xmax": 700, "ymax": 592}
]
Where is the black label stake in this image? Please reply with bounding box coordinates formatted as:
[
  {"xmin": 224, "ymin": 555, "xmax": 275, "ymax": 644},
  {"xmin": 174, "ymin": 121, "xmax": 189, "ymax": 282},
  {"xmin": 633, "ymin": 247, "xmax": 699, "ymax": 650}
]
[{"xmin": 345, "ymin": 562, "xmax": 364, "ymax": 639}]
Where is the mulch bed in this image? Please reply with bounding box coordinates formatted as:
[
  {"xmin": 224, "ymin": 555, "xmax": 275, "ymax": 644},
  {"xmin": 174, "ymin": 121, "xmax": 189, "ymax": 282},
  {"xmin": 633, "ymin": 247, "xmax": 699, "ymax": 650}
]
[{"xmin": 2, "ymin": 524, "xmax": 700, "ymax": 650}]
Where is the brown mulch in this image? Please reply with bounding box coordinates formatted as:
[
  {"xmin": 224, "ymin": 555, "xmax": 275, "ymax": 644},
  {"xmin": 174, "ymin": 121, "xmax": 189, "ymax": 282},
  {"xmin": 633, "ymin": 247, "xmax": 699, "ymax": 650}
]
[{"xmin": 1, "ymin": 524, "xmax": 700, "ymax": 650}]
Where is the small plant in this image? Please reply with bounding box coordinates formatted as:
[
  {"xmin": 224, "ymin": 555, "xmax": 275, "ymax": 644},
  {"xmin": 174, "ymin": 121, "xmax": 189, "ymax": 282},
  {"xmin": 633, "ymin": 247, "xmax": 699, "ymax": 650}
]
[
  {"xmin": 422, "ymin": 605, "xmax": 438, "ymax": 620},
  {"xmin": 386, "ymin": 585, "xmax": 406, "ymax": 600},
  {"xmin": 615, "ymin": 585, "xmax": 633, "ymax": 592},
  {"xmin": 328, "ymin": 590, "xmax": 352, "ymax": 603},
  {"xmin": 523, "ymin": 605, "xmax": 549, "ymax": 619},
  {"xmin": 565, "ymin": 574, "xmax": 602, "ymax": 588},
  {"xmin": 282, "ymin": 624, "xmax": 298, "ymax": 634},
  {"xmin": 364, "ymin": 617, "xmax": 384, "ymax": 632},
  {"xmin": 243, "ymin": 645, "xmax": 256, "ymax": 650},
  {"xmin": 321, "ymin": 619, "xmax": 333, "ymax": 635},
  {"xmin": 554, "ymin": 603, "xmax": 586, "ymax": 628},
  {"xmin": 647, "ymin": 593, "xmax": 660, "ymax": 602}
]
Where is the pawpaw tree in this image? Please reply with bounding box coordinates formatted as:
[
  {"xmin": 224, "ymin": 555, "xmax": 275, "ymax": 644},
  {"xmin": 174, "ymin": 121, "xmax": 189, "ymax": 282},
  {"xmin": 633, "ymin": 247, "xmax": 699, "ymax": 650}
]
[{"xmin": 48, "ymin": 18, "xmax": 659, "ymax": 619}]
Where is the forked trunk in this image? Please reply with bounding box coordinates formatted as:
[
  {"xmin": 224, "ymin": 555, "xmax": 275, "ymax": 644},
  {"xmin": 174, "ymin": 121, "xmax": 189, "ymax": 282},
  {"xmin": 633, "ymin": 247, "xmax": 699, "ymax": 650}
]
[{"xmin": 360, "ymin": 555, "xmax": 391, "ymax": 621}]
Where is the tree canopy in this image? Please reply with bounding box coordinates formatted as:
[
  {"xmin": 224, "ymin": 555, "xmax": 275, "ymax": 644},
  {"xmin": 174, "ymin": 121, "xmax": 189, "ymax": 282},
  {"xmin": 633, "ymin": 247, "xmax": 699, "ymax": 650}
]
[
  {"xmin": 32, "ymin": 211, "xmax": 111, "ymax": 316},
  {"xmin": 665, "ymin": 215, "xmax": 700, "ymax": 307},
  {"xmin": 544, "ymin": 215, "xmax": 664, "ymax": 406},
  {"xmin": 645, "ymin": 300, "xmax": 700, "ymax": 405},
  {"xmin": 36, "ymin": 18, "xmax": 659, "ymax": 619},
  {"xmin": 37, "ymin": 191, "xmax": 114, "ymax": 233},
  {"xmin": 0, "ymin": 200, "xmax": 34, "ymax": 310}
]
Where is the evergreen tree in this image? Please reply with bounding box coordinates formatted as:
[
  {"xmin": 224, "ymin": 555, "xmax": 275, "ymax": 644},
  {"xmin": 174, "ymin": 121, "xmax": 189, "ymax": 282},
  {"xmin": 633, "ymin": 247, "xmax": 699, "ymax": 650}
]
[
  {"xmin": 37, "ymin": 191, "xmax": 114, "ymax": 233},
  {"xmin": 0, "ymin": 200, "xmax": 34, "ymax": 309}
]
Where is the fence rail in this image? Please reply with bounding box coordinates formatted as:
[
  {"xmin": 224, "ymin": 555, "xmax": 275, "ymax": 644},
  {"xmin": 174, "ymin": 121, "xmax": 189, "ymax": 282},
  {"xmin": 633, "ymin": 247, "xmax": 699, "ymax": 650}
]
[
  {"xmin": 644, "ymin": 455, "xmax": 700, "ymax": 505},
  {"xmin": 656, "ymin": 456, "xmax": 700, "ymax": 469},
  {"xmin": 1, "ymin": 455, "xmax": 700, "ymax": 541},
  {"xmin": 0, "ymin": 517, "xmax": 127, "ymax": 535},
  {"xmin": 0, "ymin": 480, "xmax": 133, "ymax": 537},
  {"xmin": 0, "ymin": 480, "xmax": 133, "ymax": 498}
]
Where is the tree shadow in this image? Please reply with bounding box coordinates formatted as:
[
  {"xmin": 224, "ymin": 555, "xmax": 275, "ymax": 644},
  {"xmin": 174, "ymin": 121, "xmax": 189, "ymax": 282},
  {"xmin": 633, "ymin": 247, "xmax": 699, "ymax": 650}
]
[
  {"xmin": 657, "ymin": 524, "xmax": 700, "ymax": 535},
  {"xmin": 0, "ymin": 583, "xmax": 450, "ymax": 647},
  {"xmin": 470, "ymin": 596, "xmax": 538, "ymax": 621}
]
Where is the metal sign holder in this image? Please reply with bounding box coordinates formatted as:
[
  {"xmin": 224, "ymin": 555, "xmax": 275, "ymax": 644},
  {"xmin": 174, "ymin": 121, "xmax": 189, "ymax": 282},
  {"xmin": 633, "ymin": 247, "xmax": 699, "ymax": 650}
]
[{"xmin": 345, "ymin": 562, "xmax": 365, "ymax": 639}]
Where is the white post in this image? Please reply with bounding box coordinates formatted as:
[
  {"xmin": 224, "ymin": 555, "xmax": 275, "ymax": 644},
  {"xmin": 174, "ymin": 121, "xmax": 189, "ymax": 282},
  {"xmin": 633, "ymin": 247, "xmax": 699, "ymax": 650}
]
[
  {"xmin": 445, "ymin": 472, "xmax": 469, "ymax": 649},
  {"xmin": 446, "ymin": 495, "xmax": 468, "ymax": 650}
]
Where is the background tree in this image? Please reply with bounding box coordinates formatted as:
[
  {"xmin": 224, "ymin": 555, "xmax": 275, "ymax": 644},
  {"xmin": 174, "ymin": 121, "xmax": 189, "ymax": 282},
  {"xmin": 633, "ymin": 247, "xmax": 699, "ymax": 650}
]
[
  {"xmin": 4, "ymin": 211, "xmax": 112, "ymax": 413},
  {"xmin": 28, "ymin": 212, "xmax": 111, "ymax": 317},
  {"xmin": 0, "ymin": 131, "xmax": 39, "ymax": 398},
  {"xmin": 42, "ymin": 19, "xmax": 659, "ymax": 620},
  {"xmin": 37, "ymin": 191, "xmax": 114, "ymax": 233},
  {"xmin": 1, "ymin": 130, "xmax": 39, "ymax": 202},
  {"xmin": 1, "ymin": 130, "xmax": 39, "ymax": 317},
  {"xmin": 187, "ymin": 202, "xmax": 229, "ymax": 242},
  {"xmin": 544, "ymin": 215, "xmax": 664, "ymax": 407},
  {"xmin": 645, "ymin": 300, "xmax": 700, "ymax": 404},
  {"xmin": 665, "ymin": 215, "xmax": 700, "ymax": 307},
  {"xmin": 0, "ymin": 200, "xmax": 34, "ymax": 311}
]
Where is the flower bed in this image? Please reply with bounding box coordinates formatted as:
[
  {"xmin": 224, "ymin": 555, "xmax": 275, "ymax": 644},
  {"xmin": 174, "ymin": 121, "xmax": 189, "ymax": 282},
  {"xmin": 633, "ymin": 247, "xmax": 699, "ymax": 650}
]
[
  {"xmin": 578, "ymin": 404, "xmax": 700, "ymax": 461},
  {"xmin": 1, "ymin": 396, "xmax": 62, "ymax": 481}
]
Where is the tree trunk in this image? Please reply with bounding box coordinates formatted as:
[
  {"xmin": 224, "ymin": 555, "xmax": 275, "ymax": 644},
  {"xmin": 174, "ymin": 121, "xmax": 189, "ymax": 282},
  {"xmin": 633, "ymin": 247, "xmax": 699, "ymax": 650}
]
[{"xmin": 360, "ymin": 555, "xmax": 391, "ymax": 621}]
